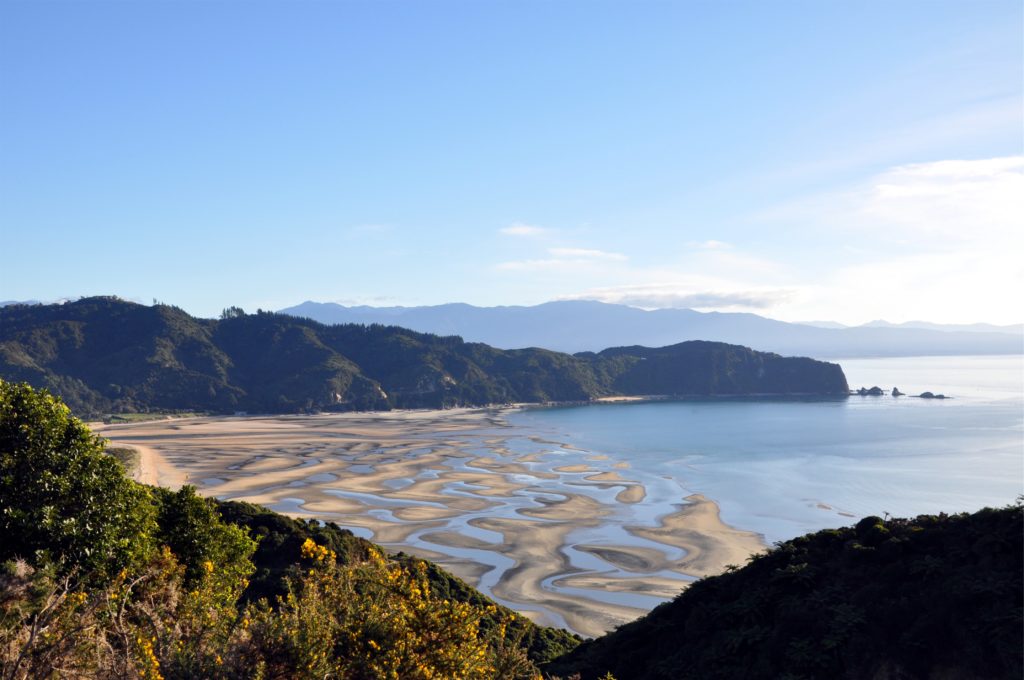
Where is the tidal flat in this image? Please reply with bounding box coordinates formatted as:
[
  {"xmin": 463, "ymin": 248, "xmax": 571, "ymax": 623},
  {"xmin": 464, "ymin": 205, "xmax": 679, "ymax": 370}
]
[{"xmin": 95, "ymin": 408, "xmax": 764, "ymax": 638}]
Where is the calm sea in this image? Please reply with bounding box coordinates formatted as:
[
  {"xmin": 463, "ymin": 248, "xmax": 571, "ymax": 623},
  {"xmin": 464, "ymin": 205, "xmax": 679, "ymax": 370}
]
[{"xmin": 506, "ymin": 355, "xmax": 1023, "ymax": 544}]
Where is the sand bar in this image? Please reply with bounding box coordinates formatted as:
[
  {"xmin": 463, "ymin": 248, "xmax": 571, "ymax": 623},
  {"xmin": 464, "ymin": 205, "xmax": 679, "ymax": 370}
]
[{"xmin": 96, "ymin": 409, "xmax": 766, "ymax": 638}]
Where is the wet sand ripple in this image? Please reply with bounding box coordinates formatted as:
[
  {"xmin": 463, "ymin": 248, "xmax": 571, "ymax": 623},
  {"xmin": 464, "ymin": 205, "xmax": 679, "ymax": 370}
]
[{"xmin": 96, "ymin": 410, "xmax": 766, "ymax": 638}]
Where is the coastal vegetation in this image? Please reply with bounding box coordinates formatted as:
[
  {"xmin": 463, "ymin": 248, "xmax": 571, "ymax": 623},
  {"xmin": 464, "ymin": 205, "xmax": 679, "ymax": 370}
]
[
  {"xmin": 0, "ymin": 297, "xmax": 848, "ymax": 418},
  {"xmin": 545, "ymin": 506, "xmax": 1023, "ymax": 680},
  {"xmin": 2, "ymin": 380, "xmax": 1021, "ymax": 678},
  {"xmin": 0, "ymin": 381, "xmax": 578, "ymax": 679}
]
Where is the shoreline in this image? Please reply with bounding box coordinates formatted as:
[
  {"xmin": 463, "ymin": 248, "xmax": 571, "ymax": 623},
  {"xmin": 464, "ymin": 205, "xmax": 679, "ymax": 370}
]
[
  {"xmin": 91, "ymin": 388, "xmax": 854, "ymax": 428},
  {"xmin": 118, "ymin": 441, "xmax": 190, "ymax": 489},
  {"xmin": 95, "ymin": 409, "xmax": 767, "ymax": 639}
]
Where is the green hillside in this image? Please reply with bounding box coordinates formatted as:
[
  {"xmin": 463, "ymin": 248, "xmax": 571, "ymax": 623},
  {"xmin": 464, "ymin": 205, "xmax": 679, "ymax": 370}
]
[
  {"xmin": 0, "ymin": 380, "xmax": 577, "ymax": 679},
  {"xmin": 544, "ymin": 504, "xmax": 1023, "ymax": 680},
  {"xmin": 0, "ymin": 297, "xmax": 849, "ymax": 416}
]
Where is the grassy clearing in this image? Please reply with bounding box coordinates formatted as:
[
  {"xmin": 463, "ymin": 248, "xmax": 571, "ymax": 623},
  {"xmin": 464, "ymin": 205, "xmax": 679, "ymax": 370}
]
[
  {"xmin": 103, "ymin": 411, "xmax": 205, "ymax": 424},
  {"xmin": 106, "ymin": 446, "xmax": 141, "ymax": 476}
]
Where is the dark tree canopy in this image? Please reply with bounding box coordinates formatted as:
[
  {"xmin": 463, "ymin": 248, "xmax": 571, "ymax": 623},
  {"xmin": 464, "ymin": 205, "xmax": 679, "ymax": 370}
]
[
  {"xmin": 0, "ymin": 380, "xmax": 157, "ymax": 577},
  {"xmin": 545, "ymin": 504, "xmax": 1024, "ymax": 680},
  {"xmin": 152, "ymin": 485, "xmax": 257, "ymax": 587}
]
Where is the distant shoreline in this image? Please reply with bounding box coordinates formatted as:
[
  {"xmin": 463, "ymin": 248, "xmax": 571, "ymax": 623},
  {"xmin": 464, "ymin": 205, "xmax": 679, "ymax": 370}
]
[
  {"xmin": 93, "ymin": 380, "xmax": 977, "ymax": 425},
  {"xmin": 92, "ymin": 391, "xmax": 855, "ymax": 425}
]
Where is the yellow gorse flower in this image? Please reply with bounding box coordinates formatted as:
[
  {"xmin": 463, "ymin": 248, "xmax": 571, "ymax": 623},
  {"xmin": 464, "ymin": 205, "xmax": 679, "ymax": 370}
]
[
  {"xmin": 134, "ymin": 634, "xmax": 163, "ymax": 680},
  {"xmin": 300, "ymin": 537, "xmax": 336, "ymax": 562}
]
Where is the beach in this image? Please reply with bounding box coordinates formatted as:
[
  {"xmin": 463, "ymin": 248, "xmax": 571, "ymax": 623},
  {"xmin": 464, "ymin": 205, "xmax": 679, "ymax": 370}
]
[{"xmin": 95, "ymin": 408, "xmax": 766, "ymax": 638}]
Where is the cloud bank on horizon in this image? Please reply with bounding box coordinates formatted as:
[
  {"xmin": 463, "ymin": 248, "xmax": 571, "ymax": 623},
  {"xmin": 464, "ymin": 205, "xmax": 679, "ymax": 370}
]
[{"xmin": 549, "ymin": 156, "xmax": 1024, "ymax": 324}]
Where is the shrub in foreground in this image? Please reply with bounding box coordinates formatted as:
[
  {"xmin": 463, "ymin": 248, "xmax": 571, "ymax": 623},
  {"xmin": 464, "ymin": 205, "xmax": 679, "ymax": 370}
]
[{"xmin": 0, "ymin": 381, "xmax": 556, "ymax": 678}]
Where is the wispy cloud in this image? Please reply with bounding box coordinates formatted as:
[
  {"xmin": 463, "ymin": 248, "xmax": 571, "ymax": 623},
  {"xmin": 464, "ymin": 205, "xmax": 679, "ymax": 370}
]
[
  {"xmin": 752, "ymin": 155, "xmax": 1024, "ymax": 323},
  {"xmin": 499, "ymin": 223, "xmax": 548, "ymax": 237},
  {"xmin": 759, "ymin": 155, "xmax": 1024, "ymax": 246},
  {"xmin": 495, "ymin": 259, "xmax": 567, "ymax": 272},
  {"xmin": 496, "ymin": 246, "xmax": 628, "ymax": 271},
  {"xmin": 759, "ymin": 96, "xmax": 1022, "ymax": 189},
  {"xmin": 547, "ymin": 247, "xmax": 627, "ymax": 261},
  {"xmin": 494, "ymin": 157, "xmax": 1023, "ymax": 324},
  {"xmin": 860, "ymin": 155, "xmax": 1023, "ymax": 241},
  {"xmin": 687, "ymin": 239, "xmax": 732, "ymax": 250}
]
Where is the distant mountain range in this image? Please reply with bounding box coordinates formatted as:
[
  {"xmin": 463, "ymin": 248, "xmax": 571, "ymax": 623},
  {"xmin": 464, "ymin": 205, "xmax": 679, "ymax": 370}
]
[
  {"xmin": 0, "ymin": 298, "xmax": 848, "ymax": 416},
  {"xmin": 280, "ymin": 301, "xmax": 1023, "ymax": 358}
]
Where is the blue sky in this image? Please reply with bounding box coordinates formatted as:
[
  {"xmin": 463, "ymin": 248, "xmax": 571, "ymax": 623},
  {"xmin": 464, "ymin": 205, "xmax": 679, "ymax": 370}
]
[{"xmin": 2, "ymin": 0, "xmax": 1021, "ymax": 323}]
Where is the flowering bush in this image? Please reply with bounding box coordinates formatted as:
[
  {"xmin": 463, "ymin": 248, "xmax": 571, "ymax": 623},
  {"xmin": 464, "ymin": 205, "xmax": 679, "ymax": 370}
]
[
  {"xmin": 245, "ymin": 541, "xmax": 534, "ymax": 679},
  {"xmin": 0, "ymin": 382, "xmax": 564, "ymax": 679}
]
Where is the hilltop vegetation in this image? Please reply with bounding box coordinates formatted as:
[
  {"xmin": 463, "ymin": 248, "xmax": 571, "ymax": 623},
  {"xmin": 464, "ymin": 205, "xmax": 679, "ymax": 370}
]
[
  {"xmin": 0, "ymin": 381, "xmax": 578, "ymax": 679},
  {"xmin": 0, "ymin": 297, "xmax": 848, "ymax": 417},
  {"xmin": 545, "ymin": 505, "xmax": 1023, "ymax": 680}
]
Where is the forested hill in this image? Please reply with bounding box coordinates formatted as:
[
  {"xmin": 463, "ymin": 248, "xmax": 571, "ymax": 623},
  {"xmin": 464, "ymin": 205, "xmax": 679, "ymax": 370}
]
[
  {"xmin": 0, "ymin": 297, "xmax": 849, "ymax": 416},
  {"xmin": 545, "ymin": 505, "xmax": 1023, "ymax": 680}
]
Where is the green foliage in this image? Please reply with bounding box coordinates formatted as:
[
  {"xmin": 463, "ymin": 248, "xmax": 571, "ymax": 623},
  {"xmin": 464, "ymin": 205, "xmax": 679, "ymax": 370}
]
[
  {"xmin": 0, "ymin": 297, "xmax": 848, "ymax": 418},
  {"xmin": 1, "ymin": 545, "xmax": 248, "ymax": 680},
  {"xmin": 152, "ymin": 486, "xmax": 257, "ymax": 587},
  {"xmin": 0, "ymin": 542, "xmax": 544, "ymax": 680},
  {"xmin": 213, "ymin": 500, "xmax": 581, "ymax": 665},
  {"xmin": 0, "ymin": 383, "xmax": 577, "ymax": 677},
  {"xmin": 545, "ymin": 505, "xmax": 1024, "ymax": 680},
  {"xmin": 245, "ymin": 542, "xmax": 509, "ymax": 679},
  {"xmin": 595, "ymin": 341, "xmax": 849, "ymax": 396},
  {"xmin": 0, "ymin": 380, "xmax": 156, "ymax": 578},
  {"xmin": 106, "ymin": 446, "xmax": 142, "ymax": 475},
  {"xmin": 104, "ymin": 413, "xmax": 204, "ymax": 424},
  {"xmin": 211, "ymin": 499, "xmax": 375, "ymax": 604}
]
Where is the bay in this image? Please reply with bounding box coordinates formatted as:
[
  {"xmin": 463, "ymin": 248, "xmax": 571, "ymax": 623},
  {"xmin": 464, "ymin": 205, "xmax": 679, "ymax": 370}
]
[
  {"xmin": 506, "ymin": 355, "xmax": 1023, "ymax": 544},
  {"xmin": 98, "ymin": 354, "xmax": 1023, "ymax": 635}
]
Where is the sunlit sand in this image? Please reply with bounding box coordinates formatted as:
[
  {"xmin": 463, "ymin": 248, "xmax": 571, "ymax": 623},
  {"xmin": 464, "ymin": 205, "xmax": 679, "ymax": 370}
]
[{"xmin": 96, "ymin": 409, "xmax": 765, "ymax": 638}]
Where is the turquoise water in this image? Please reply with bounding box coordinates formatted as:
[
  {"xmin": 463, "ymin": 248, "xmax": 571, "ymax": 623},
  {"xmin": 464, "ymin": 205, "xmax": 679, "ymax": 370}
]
[{"xmin": 507, "ymin": 355, "xmax": 1023, "ymax": 544}]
